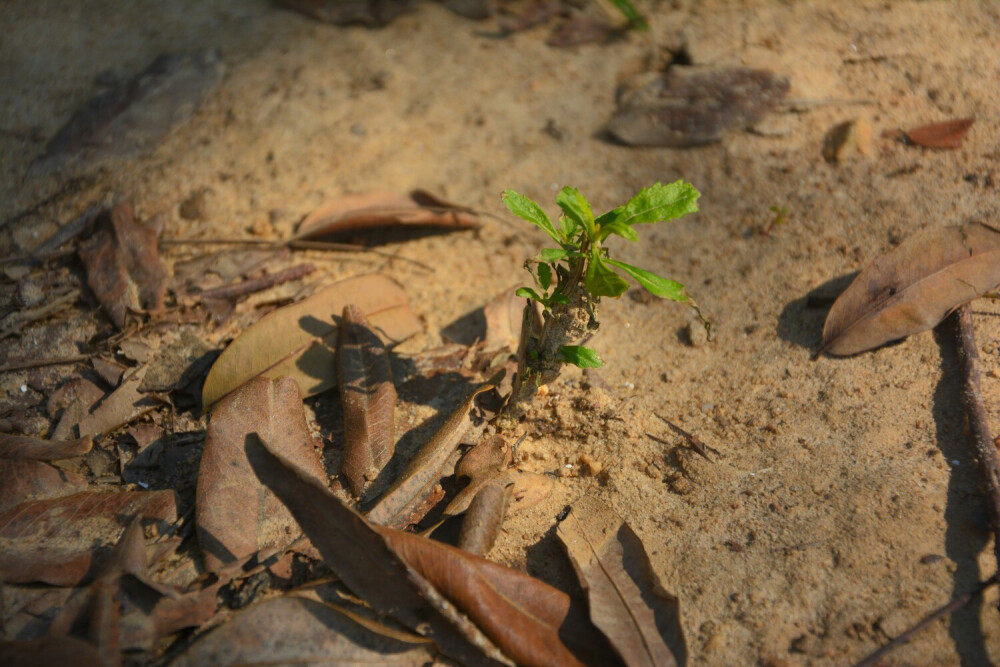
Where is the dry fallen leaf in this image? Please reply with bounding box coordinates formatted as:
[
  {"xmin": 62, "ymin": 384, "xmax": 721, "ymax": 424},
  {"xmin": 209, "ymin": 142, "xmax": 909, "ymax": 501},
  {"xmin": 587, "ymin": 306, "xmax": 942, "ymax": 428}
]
[
  {"xmin": 457, "ymin": 481, "xmax": 511, "ymax": 556},
  {"xmin": 821, "ymin": 223, "xmax": 1000, "ymax": 356},
  {"xmin": 77, "ymin": 204, "xmax": 168, "ymax": 329},
  {"xmin": 0, "ymin": 637, "xmax": 103, "ymax": 667},
  {"xmin": 277, "ymin": 0, "xmax": 414, "ymax": 26},
  {"xmin": 196, "ymin": 376, "xmax": 327, "ymax": 571},
  {"xmin": 295, "ymin": 189, "xmax": 479, "ymax": 245},
  {"xmin": 172, "ymin": 596, "xmax": 435, "ymax": 666},
  {"xmin": 609, "ymin": 67, "xmax": 790, "ymax": 147},
  {"xmin": 246, "ymin": 433, "xmax": 507, "ymax": 666},
  {"xmin": 0, "ymin": 459, "xmax": 88, "ymax": 513},
  {"xmin": 338, "ymin": 304, "xmax": 397, "ymax": 498},
  {"xmin": 201, "ymin": 274, "xmax": 420, "ymax": 410},
  {"xmin": 0, "ymin": 433, "xmax": 91, "ymax": 460},
  {"xmin": 76, "ymin": 365, "xmax": 161, "ymax": 439},
  {"xmin": 557, "ymin": 495, "xmax": 686, "ymax": 667},
  {"xmin": 366, "ymin": 374, "xmax": 500, "ymax": 529},
  {"xmin": 0, "ymin": 490, "xmax": 176, "ymax": 586},
  {"xmin": 905, "ymin": 117, "xmax": 975, "ymax": 149}
]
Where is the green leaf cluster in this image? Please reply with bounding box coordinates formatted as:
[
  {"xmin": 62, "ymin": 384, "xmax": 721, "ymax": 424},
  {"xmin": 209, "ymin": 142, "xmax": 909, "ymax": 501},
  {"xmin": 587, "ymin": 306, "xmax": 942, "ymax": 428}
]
[{"xmin": 501, "ymin": 181, "xmax": 701, "ymax": 368}]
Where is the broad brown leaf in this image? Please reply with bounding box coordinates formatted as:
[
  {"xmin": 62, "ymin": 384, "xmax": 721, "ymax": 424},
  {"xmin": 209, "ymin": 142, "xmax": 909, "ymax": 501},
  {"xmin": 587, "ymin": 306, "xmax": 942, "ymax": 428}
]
[
  {"xmin": 196, "ymin": 376, "xmax": 327, "ymax": 570},
  {"xmin": 0, "ymin": 459, "xmax": 88, "ymax": 513},
  {"xmin": 201, "ymin": 274, "xmax": 420, "ymax": 410},
  {"xmin": 0, "ymin": 433, "xmax": 91, "ymax": 460},
  {"xmin": 172, "ymin": 596, "xmax": 435, "ymax": 666},
  {"xmin": 821, "ymin": 223, "xmax": 1000, "ymax": 356},
  {"xmin": 457, "ymin": 482, "xmax": 511, "ymax": 556},
  {"xmin": 557, "ymin": 496, "xmax": 686, "ymax": 667},
  {"xmin": 295, "ymin": 189, "xmax": 479, "ymax": 244},
  {"xmin": 366, "ymin": 374, "xmax": 500, "ymax": 529},
  {"xmin": 338, "ymin": 304, "xmax": 396, "ymax": 498},
  {"xmin": 905, "ymin": 117, "xmax": 975, "ymax": 149},
  {"xmin": 0, "ymin": 490, "xmax": 176, "ymax": 586},
  {"xmin": 246, "ymin": 434, "xmax": 508, "ymax": 666},
  {"xmin": 78, "ymin": 204, "xmax": 167, "ymax": 329}
]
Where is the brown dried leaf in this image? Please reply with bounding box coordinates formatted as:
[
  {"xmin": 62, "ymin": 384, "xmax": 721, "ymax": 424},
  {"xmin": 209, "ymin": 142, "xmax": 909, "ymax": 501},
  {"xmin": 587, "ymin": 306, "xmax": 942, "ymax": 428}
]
[
  {"xmin": 821, "ymin": 223, "xmax": 1000, "ymax": 356},
  {"xmin": 483, "ymin": 286, "xmax": 543, "ymax": 351},
  {"xmin": 172, "ymin": 596, "xmax": 434, "ymax": 666},
  {"xmin": 0, "ymin": 490, "xmax": 176, "ymax": 586},
  {"xmin": 196, "ymin": 376, "xmax": 327, "ymax": 570},
  {"xmin": 366, "ymin": 374, "xmax": 500, "ymax": 529},
  {"xmin": 609, "ymin": 67, "xmax": 790, "ymax": 147},
  {"xmin": 77, "ymin": 204, "xmax": 167, "ymax": 329},
  {"xmin": 295, "ymin": 189, "xmax": 479, "ymax": 245},
  {"xmin": 557, "ymin": 495, "xmax": 686, "ymax": 667},
  {"xmin": 202, "ymin": 274, "xmax": 420, "ymax": 410},
  {"xmin": 0, "ymin": 433, "xmax": 91, "ymax": 460},
  {"xmin": 246, "ymin": 434, "xmax": 507, "ymax": 666},
  {"xmin": 548, "ymin": 16, "xmax": 617, "ymax": 47},
  {"xmin": 277, "ymin": 0, "xmax": 413, "ymax": 26},
  {"xmin": 0, "ymin": 637, "xmax": 103, "ymax": 667},
  {"xmin": 0, "ymin": 459, "xmax": 88, "ymax": 513},
  {"xmin": 338, "ymin": 304, "xmax": 397, "ymax": 498},
  {"xmin": 905, "ymin": 117, "xmax": 975, "ymax": 149},
  {"xmin": 77, "ymin": 366, "xmax": 160, "ymax": 438},
  {"xmin": 457, "ymin": 482, "xmax": 511, "ymax": 556}
]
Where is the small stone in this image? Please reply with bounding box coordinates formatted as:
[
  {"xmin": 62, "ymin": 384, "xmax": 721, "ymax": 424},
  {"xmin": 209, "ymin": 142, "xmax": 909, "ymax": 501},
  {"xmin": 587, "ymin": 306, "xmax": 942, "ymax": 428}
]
[
  {"xmin": 578, "ymin": 453, "xmax": 603, "ymax": 477},
  {"xmin": 822, "ymin": 118, "xmax": 873, "ymax": 163},
  {"xmin": 685, "ymin": 316, "xmax": 709, "ymax": 348}
]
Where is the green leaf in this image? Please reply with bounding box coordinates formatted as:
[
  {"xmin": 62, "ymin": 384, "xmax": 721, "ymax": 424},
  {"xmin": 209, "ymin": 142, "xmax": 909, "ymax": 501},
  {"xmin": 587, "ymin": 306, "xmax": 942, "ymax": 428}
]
[
  {"xmin": 598, "ymin": 219, "xmax": 639, "ymax": 242},
  {"xmin": 557, "ymin": 345, "xmax": 604, "ymax": 368},
  {"xmin": 515, "ymin": 287, "xmax": 545, "ymax": 302},
  {"xmin": 609, "ymin": 0, "xmax": 648, "ymax": 30},
  {"xmin": 549, "ymin": 292, "xmax": 569, "ymax": 305},
  {"xmin": 585, "ymin": 253, "xmax": 630, "ymax": 298},
  {"xmin": 604, "ymin": 258, "xmax": 688, "ymax": 301},
  {"xmin": 537, "ymin": 263, "xmax": 552, "ymax": 290},
  {"xmin": 559, "ymin": 215, "xmax": 579, "ymax": 240},
  {"xmin": 595, "ymin": 181, "xmax": 700, "ymax": 228},
  {"xmin": 502, "ymin": 190, "xmax": 563, "ymax": 244},
  {"xmin": 539, "ymin": 247, "xmax": 571, "ymax": 262},
  {"xmin": 556, "ymin": 187, "xmax": 596, "ymax": 240}
]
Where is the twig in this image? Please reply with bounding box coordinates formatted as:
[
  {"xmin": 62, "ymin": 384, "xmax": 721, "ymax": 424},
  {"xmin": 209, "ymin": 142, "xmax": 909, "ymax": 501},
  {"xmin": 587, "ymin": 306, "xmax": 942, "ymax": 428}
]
[
  {"xmin": 0, "ymin": 289, "xmax": 80, "ymax": 340},
  {"xmin": 0, "ymin": 355, "xmax": 90, "ymax": 373},
  {"xmin": 853, "ymin": 576, "xmax": 998, "ymax": 667},
  {"xmin": 195, "ymin": 263, "xmax": 316, "ymax": 301},
  {"xmin": 654, "ymin": 413, "xmax": 717, "ymax": 461},
  {"xmin": 954, "ymin": 305, "xmax": 1000, "ymax": 584}
]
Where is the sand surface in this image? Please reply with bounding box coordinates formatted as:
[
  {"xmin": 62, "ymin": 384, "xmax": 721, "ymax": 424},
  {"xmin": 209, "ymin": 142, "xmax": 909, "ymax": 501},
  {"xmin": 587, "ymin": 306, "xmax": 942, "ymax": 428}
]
[{"xmin": 2, "ymin": 1, "xmax": 1000, "ymax": 664}]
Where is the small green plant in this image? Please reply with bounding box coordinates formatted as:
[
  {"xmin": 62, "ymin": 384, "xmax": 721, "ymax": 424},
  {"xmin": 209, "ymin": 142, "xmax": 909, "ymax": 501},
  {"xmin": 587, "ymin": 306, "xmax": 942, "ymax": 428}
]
[
  {"xmin": 762, "ymin": 204, "xmax": 789, "ymax": 236},
  {"xmin": 498, "ymin": 181, "xmax": 705, "ymax": 426}
]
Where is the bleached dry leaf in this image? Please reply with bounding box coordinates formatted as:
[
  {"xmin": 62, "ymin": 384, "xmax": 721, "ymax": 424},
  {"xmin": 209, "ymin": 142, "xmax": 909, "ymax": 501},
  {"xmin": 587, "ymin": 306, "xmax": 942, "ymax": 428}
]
[
  {"xmin": 821, "ymin": 223, "xmax": 1000, "ymax": 355},
  {"xmin": 557, "ymin": 495, "xmax": 686, "ymax": 667},
  {"xmin": 201, "ymin": 274, "xmax": 420, "ymax": 410}
]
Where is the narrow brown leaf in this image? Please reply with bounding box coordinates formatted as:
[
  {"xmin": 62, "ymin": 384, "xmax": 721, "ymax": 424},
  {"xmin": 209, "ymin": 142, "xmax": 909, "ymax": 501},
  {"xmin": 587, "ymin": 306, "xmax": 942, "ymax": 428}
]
[
  {"xmin": 277, "ymin": 0, "xmax": 414, "ymax": 27},
  {"xmin": 201, "ymin": 274, "xmax": 420, "ymax": 410},
  {"xmin": 0, "ymin": 637, "xmax": 103, "ymax": 667},
  {"xmin": 76, "ymin": 365, "xmax": 160, "ymax": 438},
  {"xmin": 172, "ymin": 596, "xmax": 434, "ymax": 666},
  {"xmin": 821, "ymin": 223, "xmax": 1000, "ymax": 356},
  {"xmin": 905, "ymin": 117, "xmax": 974, "ymax": 149},
  {"xmin": 557, "ymin": 496, "xmax": 686, "ymax": 667},
  {"xmin": 0, "ymin": 433, "xmax": 91, "ymax": 460},
  {"xmin": 295, "ymin": 189, "xmax": 479, "ymax": 244},
  {"xmin": 196, "ymin": 377, "xmax": 327, "ymax": 570},
  {"xmin": 457, "ymin": 482, "xmax": 511, "ymax": 556},
  {"xmin": 0, "ymin": 459, "xmax": 88, "ymax": 513},
  {"xmin": 78, "ymin": 204, "xmax": 167, "ymax": 329},
  {"xmin": 246, "ymin": 434, "xmax": 508, "ymax": 666},
  {"xmin": 366, "ymin": 374, "xmax": 500, "ymax": 529},
  {"xmin": 338, "ymin": 304, "xmax": 397, "ymax": 498},
  {"xmin": 0, "ymin": 490, "xmax": 176, "ymax": 586}
]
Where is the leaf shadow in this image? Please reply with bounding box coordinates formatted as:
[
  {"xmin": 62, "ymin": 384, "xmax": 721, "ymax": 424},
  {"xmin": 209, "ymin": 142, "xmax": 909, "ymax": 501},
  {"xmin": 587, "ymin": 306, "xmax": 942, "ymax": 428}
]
[
  {"xmin": 776, "ymin": 272, "xmax": 858, "ymax": 353},
  {"xmin": 932, "ymin": 321, "xmax": 992, "ymax": 666}
]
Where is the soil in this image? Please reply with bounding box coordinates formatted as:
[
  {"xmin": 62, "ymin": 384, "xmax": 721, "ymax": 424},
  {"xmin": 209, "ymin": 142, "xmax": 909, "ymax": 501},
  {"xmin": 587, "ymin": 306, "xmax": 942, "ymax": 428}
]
[{"xmin": 2, "ymin": 1, "xmax": 1000, "ymax": 665}]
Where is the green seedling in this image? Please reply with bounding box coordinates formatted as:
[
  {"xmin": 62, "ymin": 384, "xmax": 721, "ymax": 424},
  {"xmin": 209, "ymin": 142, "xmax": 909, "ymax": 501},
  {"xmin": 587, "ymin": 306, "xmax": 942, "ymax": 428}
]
[
  {"xmin": 499, "ymin": 182, "xmax": 705, "ymax": 426},
  {"xmin": 763, "ymin": 204, "xmax": 789, "ymax": 236}
]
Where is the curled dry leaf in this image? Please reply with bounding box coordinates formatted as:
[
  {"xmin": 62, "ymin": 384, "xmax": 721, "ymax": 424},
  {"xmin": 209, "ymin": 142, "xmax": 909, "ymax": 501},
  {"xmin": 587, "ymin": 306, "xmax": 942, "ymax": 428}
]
[
  {"xmin": 250, "ymin": 434, "xmax": 609, "ymax": 667},
  {"xmin": 295, "ymin": 189, "xmax": 479, "ymax": 244},
  {"xmin": 821, "ymin": 223, "xmax": 1000, "ymax": 356},
  {"xmin": 338, "ymin": 304, "xmax": 397, "ymax": 498},
  {"xmin": 457, "ymin": 482, "xmax": 511, "ymax": 556},
  {"xmin": 905, "ymin": 117, "xmax": 975, "ymax": 149},
  {"xmin": 246, "ymin": 434, "xmax": 506, "ymax": 666},
  {"xmin": 483, "ymin": 286, "xmax": 544, "ymax": 351},
  {"xmin": 172, "ymin": 596, "xmax": 435, "ymax": 666},
  {"xmin": 0, "ymin": 433, "xmax": 91, "ymax": 460},
  {"xmin": 0, "ymin": 490, "xmax": 176, "ymax": 586},
  {"xmin": 557, "ymin": 495, "xmax": 686, "ymax": 667},
  {"xmin": 77, "ymin": 203, "xmax": 167, "ymax": 329},
  {"xmin": 366, "ymin": 374, "xmax": 501, "ymax": 529},
  {"xmin": 201, "ymin": 274, "xmax": 420, "ymax": 410},
  {"xmin": 609, "ymin": 67, "xmax": 790, "ymax": 147},
  {"xmin": 196, "ymin": 376, "xmax": 327, "ymax": 571}
]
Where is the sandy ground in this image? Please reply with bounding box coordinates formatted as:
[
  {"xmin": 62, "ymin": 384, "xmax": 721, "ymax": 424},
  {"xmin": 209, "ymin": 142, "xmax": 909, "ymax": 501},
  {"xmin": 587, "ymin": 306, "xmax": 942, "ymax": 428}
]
[{"xmin": 2, "ymin": 1, "xmax": 1000, "ymax": 664}]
